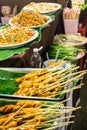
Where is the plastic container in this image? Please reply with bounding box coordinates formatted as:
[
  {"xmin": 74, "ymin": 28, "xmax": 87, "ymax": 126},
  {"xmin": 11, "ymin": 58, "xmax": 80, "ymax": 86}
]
[
  {"xmin": 30, "ymin": 48, "xmax": 42, "ymax": 68},
  {"xmin": 64, "ymin": 19, "xmax": 78, "ymax": 34}
]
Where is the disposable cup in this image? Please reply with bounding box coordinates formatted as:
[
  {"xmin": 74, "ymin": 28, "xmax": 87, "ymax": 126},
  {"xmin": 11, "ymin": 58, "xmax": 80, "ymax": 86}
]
[{"xmin": 64, "ymin": 19, "xmax": 78, "ymax": 34}]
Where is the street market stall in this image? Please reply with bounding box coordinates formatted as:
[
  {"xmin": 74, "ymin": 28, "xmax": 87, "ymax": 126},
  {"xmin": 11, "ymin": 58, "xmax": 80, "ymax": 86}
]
[{"xmin": 0, "ymin": 1, "xmax": 87, "ymax": 130}]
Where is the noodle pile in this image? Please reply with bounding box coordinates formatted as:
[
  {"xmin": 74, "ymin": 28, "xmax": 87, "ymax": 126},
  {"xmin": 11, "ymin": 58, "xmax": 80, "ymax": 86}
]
[
  {"xmin": 0, "ymin": 26, "xmax": 35, "ymax": 45},
  {"xmin": 10, "ymin": 10, "xmax": 49, "ymax": 27}
]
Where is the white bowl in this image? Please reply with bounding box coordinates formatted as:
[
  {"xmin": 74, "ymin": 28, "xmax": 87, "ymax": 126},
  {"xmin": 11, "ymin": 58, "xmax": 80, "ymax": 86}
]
[
  {"xmin": 44, "ymin": 59, "xmax": 71, "ymax": 68},
  {"xmin": 44, "ymin": 59, "xmax": 56, "ymax": 67}
]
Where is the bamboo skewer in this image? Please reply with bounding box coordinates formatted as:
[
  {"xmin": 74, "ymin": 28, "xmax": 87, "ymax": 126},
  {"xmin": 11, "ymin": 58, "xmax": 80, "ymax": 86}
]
[
  {"xmin": 60, "ymin": 98, "xmax": 70, "ymax": 104},
  {"xmin": 61, "ymin": 70, "xmax": 87, "ymax": 86},
  {"xmin": 49, "ymin": 84, "xmax": 83, "ymax": 97},
  {"xmin": 48, "ymin": 86, "xmax": 82, "ymax": 98},
  {"xmin": 17, "ymin": 116, "xmax": 72, "ymax": 130},
  {"xmin": 15, "ymin": 106, "xmax": 77, "ymax": 122},
  {"xmin": 42, "ymin": 115, "xmax": 75, "ymax": 124},
  {"xmin": 61, "ymin": 73, "xmax": 84, "ymax": 86},
  {"xmin": 36, "ymin": 65, "xmax": 79, "ymax": 85},
  {"xmin": 14, "ymin": 121, "xmax": 74, "ymax": 129},
  {"xmin": 0, "ymin": 100, "xmax": 80, "ymax": 130},
  {"xmin": 43, "ymin": 68, "xmax": 81, "ymax": 85},
  {"xmin": 51, "ymin": 106, "xmax": 81, "ymax": 118},
  {"xmin": 15, "ymin": 99, "xmax": 70, "ymax": 119},
  {"xmin": 15, "ymin": 114, "xmax": 74, "ymax": 126},
  {"xmin": 15, "ymin": 65, "xmax": 82, "ymax": 97},
  {"xmin": 35, "ymin": 69, "xmax": 65, "ymax": 84},
  {"xmin": 9, "ymin": 111, "xmax": 73, "ymax": 129},
  {"xmin": 13, "ymin": 112, "xmax": 75, "ymax": 129},
  {"xmin": 2, "ymin": 102, "xmax": 28, "ymax": 126},
  {"xmin": 38, "ymin": 67, "xmax": 84, "ymax": 92},
  {"xmin": 59, "ymin": 70, "xmax": 86, "ymax": 82},
  {"xmin": 44, "ymin": 98, "xmax": 70, "ymax": 109},
  {"xmin": 43, "ymin": 121, "xmax": 74, "ymax": 130},
  {"xmin": 24, "ymin": 64, "xmax": 77, "ymax": 84},
  {"xmin": 41, "ymin": 74, "xmax": 83, "ymax": 95}
]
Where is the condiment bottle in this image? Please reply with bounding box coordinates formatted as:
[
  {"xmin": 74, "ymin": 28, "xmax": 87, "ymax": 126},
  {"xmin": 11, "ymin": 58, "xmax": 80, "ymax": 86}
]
[{"xmin": 30, "ymin": 48, "xmax": 42, "ymax": 68}]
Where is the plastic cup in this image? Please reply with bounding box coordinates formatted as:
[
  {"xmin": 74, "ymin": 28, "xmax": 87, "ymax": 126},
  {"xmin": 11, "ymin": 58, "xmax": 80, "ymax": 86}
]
[
  {"xmin": 63, "ymin": 19, "xmax": 78, "ymax": 34},
  {"xmin": 1, "ymin": 17, "xmax": 10, "ymax": 25}
]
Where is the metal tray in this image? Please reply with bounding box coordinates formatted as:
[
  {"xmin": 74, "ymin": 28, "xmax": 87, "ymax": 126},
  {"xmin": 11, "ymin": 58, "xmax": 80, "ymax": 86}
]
[{"xmin": 0, "ymin": 67, "xmax": 70, "ymax": 101}]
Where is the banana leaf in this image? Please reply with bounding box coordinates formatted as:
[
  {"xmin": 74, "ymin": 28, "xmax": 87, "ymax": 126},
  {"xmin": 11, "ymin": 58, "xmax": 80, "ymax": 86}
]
[
  {"xmin": 0, "ymin": 98, "xmax": 17, "ymax": 107},
  {"xmin": 0, "ymin": 68, "xmax": 26, "ymax": 78},
  {"xmin": 0, "ymin": 47, "xmax": 28, "ymax": 61},
  {"xmin": 0, "ymin": 69, "xmax": 27, "ymax": 95}
]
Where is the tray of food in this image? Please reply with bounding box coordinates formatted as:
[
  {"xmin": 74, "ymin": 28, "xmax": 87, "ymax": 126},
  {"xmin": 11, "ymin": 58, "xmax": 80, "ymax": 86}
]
[
  {"xmin": 0, "ymin": 97, "xmax": 79, "ymax": 129},
  {"xmin": 0, "ymin": 66, "xmax": 65, "ymax": 101},
  {"xmin": 22, "ymin": 2, "xmax": 62, "ymax": 15},
  {"xmin": 0, "ymin": 60, "xmax": 85, "ymax": 101},
  {"xmin": 0, "ymin": 25, "xmax": 39, "ymax": 49},
  {"xmin": 9, "ymin": 10, "xmax": 52, "ymax": 28}
]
